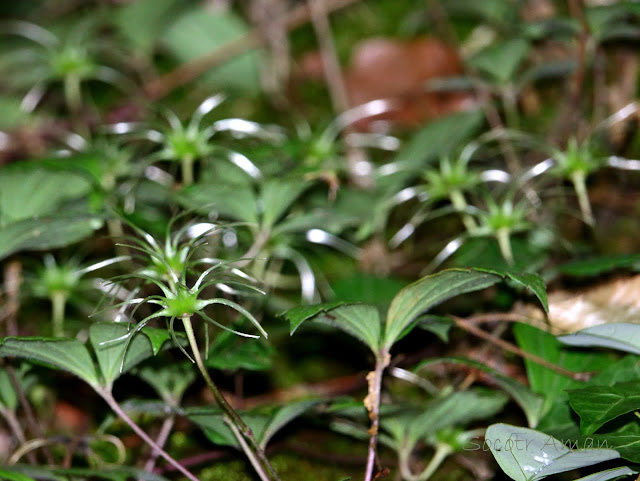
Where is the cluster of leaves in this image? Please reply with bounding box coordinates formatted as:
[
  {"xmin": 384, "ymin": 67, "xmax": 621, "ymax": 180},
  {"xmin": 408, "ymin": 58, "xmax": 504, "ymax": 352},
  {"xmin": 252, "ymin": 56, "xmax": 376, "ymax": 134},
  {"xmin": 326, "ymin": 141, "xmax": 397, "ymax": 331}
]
[{"xmin": 1, "ymin": 1, "xmax": 640, "ymax": 481}]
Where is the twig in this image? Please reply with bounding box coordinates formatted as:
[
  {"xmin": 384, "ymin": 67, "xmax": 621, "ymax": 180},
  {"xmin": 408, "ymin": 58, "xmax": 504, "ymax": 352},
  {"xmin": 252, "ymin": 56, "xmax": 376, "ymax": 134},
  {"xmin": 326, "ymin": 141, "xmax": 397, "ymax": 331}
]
[
  {"xmin": 2, "ymin": 260, "xmax": 21, "ymax": 337},
  {"xmin": 452, "ymin": 316, "xmax": 590, "ymax": 381},
  {"xmin": 98, "ymin": 389, "xmax": 201, "ymax": 481},
  {"xmin": 144, "ymin": 415, "xmax": 176, "ymax": 473},
  {"xmin": 363, "ymin": 352, "xmax": 390, "ymax": 481},
  {"xmin": 144, "ymin": 0, "xmax": 361, "ymax": 99}
]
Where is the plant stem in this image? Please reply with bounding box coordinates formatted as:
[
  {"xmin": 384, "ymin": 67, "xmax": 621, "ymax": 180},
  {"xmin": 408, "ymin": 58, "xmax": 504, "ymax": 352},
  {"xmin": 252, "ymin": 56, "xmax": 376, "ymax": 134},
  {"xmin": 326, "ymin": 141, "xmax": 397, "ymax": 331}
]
[
  {"xmin": 449, "ymin": 189, "xmax": 477, "ymax": 232},
  {"xmin": 144, "ymin": 414, "xmax": 175, "ymax": 473},
  {"xmin": 98, "ymin": 388, "xmax": 200, "ymax": 481},
  {"xmin": 181, "ymin": 316, "xmax": 281, "ymax": 481},
  {"xmin": 400, "ymin": 443, "xmax": 452, "ymax": 481},
  {"xmin": 223, "ymin": 415, "xmax": 270, "ymax": 481},
  {"xmin": 51, "ymin": 291, "xmax": 68, "ymax": 337},
  {"xmin": 495, "ymin": 227, "xmax": 514, "ymax": 265},
  {"xmin": 363, "ymin": 351, "xmax": 390, "ymax": 481},
  {"xmin": 181, "ymin": 155, "xmax": 195, "ymax": 186},
  {"xmin": 570, "ymin": 170, "xmax": 594, "ymax": 226}
]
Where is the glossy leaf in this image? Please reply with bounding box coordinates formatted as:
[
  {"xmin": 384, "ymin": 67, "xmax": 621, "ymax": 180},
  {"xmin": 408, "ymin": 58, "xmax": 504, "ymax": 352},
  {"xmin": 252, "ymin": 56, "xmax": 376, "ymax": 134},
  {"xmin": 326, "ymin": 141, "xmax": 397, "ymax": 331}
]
[
  {"xmin": 384, "ymin": 268, "xmax": 502, "ymax": 349},
  {"xmin": 282, "ymin": 302, "xmax": 381, "ymax": 352},
  {"xmin": 559, "ymin": 323, "xmax": 640, "ymax": 355},
  {"xmin": 89, "ymin": 323, "xmax": 175, "ymax": 388},
  {"xmin": 568, "ymin": 380, "xmax": 640, "ymax": 435},
  {"xmin": 415, "ymin": 357, "xmax": 544, "ymax": 427},
  {"xmin": 486, "ymin": 423, "xmax": 620, "ymax": 481},
  {"xmin": 584, "ymin": 430, "xmax": 640, "ymax": 463},
  {"xmin": 0, "ymin": 337, "xmax": 99, "ymax": 387}
]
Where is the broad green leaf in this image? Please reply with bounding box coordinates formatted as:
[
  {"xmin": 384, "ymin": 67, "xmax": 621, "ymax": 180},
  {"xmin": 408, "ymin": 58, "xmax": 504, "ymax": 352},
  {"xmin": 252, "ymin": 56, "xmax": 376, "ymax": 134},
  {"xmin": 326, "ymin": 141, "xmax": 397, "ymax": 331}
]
[
  {"xmin": 587, "ymin": 356, "xmax": 640, "ymax": 386},
  {"xmin": 559, "ymin": 323, "xmax": 640, "ymax": 355},
  {"xmin": 486, "ymin": 423, "xmax": 620, "ymax": 481},
  {"xmin": 164, "ymin": 8, "xmax": 260, "ymax": 94},
  {"xmin": 415, "ymin": 357, "xmax": 544, "ymax": 427},
  {"xmin": 260, "ymin": 180, "xmax": 309, "ymax": 229},
  {"xmin": 384, "ymin": 269, "xmax": 502, "ymax": 349},
  {"xmin": 584, "ymin": 431, "xmax": 640, "ymax": 462},
  {"xmin": 189, "ymin": 400, "xmax": 321, "ymax": 450},
  {"xmin": 0, "ymin": 215, "xmax": 103, "ymax": 261},
  {"xmin": 558, "ymin": 254, "xmax": 640, "ymax": 277},
  {"xmin": 331, "ymin": 274, "xmax": 408, "ymax": 306},
  {"xmin": 407, "ymin": 390, "xmax": 508, "ymax": 444},
  {"xmin": 89, "ymin": 323, "xmax": 174, "ymax": 388},
  {"xmin": 574, "ymin": 467, "xmax": 636, "ymax": 481},
  {"xmin": 0, "ymin": 165, "xmax": 91, "ymax": 226},
  {"xmin": 470, "ymin": 38, "xmax": 530, "ymax": 84},
  {"xmin": 282, "ymin": 302, "xmax": 381, "ymax": 353},
  {"xmin": 514, "ymin": 323, "xmax": 612, "ymax": 416},
  {"xmin": 417, "ymin": 315, "xmax": 454, "ymax": 342},
  {"xmin": 0, "ymin": 470, "xmax": 37, "ymax": 481},
  {"xmin": 176, "ymin": 182, "xmax": 258, "ymax": 224},
  {"xmin": 0, "ymin": 338, "xmax": 99, "ymax": 387},
  {"xmin": 115, "ymin": 0, "xmax": 183, "ymax": 53},
  {"xmin": 392, "ymin": 109, "xmax": 484, "ymax": 167},
  {"xmin": 206, "ymin": 334, "xmax": 272, "ymax": 372},
  {"xmin": 258, "ymin": 400, "xmax": 321, "ymax": 449},
  {"xmin": 568, "ymin": 380, "xmax": 640, "ymax": 435},
  {"xmin": 137, "ymin": 362, "xmax": 196, "ymax": 405},
  {"xmin": 502, "ymin": 271, "xmax": 548, "ymax": 313}
]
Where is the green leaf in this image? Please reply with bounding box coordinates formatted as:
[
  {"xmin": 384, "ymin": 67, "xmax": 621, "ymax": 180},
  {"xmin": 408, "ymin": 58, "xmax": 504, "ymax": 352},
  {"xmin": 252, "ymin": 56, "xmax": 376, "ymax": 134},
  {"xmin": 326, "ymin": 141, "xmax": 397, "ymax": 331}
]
[
  {"xmin": 0, "ymin": 215, "xmax": 103, "ymax": 261},
  {"xmin": 0, "ymin": 164, "xmax": 91, "ymax": 226},
  {"xmin": 558, "ymin": 254, "xmax": 640, "ymax": 277},
  {"xmin": 0, "ymin": 369, "xmax": 17, "ymax": 411},
  {"xmin": 559, "ymin": 323, "xmax": 640, "ymax": 355},
  {"xmin": 417, "ymin": 315, "xmax": 454, "ymax": 342},
  {"xmin": 384, "ymin": 268, "xmax": 502, "ymax": 349},
  {"xmin": 0, "ymin": 470, "xmax": 37, "ymax": 481},
  {"xmin": 568, "ymin": 380, "xmax": 640, "ymax": 435},
  {"xmin": 392, "ymin": 109, "xmax": 484, "ymax": 167},
  {"xmin": 176, "ymin": 182, "xmax": 258, "ymax": 224},
  {"xmin": 206, "ymin": 334, "xmax": 273, "ymax": 372},
  {"xmin": 115, "ymin": 0, "xmax": 183, "ymax": 53},
  {"xmin": 331, "ymin": 274, "xmax": 408, "ymax": 306},
  {"xmin": 187, "ymin": 402, "xmax": 319, "ymax": 449},
  {"xmin": 587, "ymin": 356, "xmax": 640, "ymax": 386},
  {"xmin": 470, "ymin": 38, "xmax": 530, "ymax": 84},
  {"xmin": 0, "ymin": 337, "xmax": 99, "ymax": 387},
  {"xmin": 260, "ymin": 180, "xmax": 309, "ymax": 229},
  {"xmin": 502, "ymin": 271, "xmax": 548, "ymax": 313},
  {"xmin": 137, "ymin": 362, "xmax": 196, "ymax": 405},
  {"xmin": 585, "ymin": 430, "xmax": 640, "ymax": 462},
  {"xmin": 406, "ymin": 390, "xmax": 508, "ymax": 445},
  {"xmin": 574, "ymin": 467, "xmax": 636, "ymax": 481},
  {"xmin": 415, "ymin": 357, "xmax": 544, "ymax": 428},
  {"xmin": 514, "ymin": 323, "xmax": 613, "ymax": 416},
  {"xmin": 486, "ymin": 423, "xmax": 620, "ymax": 481},
  {"xmin": 89, "ymin": 323, "xmax": 175, "ymax": 388},
  {"xmin": 282, "ymin": 302, "xmax": 381, "ymax": 353},
  {"xmin": 164, "ymin": 7, "xmax": 260, "ymax": 94}
]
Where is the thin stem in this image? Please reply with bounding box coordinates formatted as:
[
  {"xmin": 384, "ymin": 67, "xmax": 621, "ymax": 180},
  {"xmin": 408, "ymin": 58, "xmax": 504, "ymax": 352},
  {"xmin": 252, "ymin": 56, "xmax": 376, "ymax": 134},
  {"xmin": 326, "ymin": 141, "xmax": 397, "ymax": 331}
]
[
  {"xmin": 144, "ymin": 415, "xmax": 175, "ymax": 473},
  {"xmin": 363, "ymin": 351, "xmax": 390, "ymax": 481},
  {"xmin": 223, "ymin": 415, "xmax": 270, "ymax": 481},
  {"xmin": 449, "ymin": 189, "xmax": 477, "ymax": 232},
  {"xmin": 98, "ymin": 388, "xmax": 200, "ymax": 481},
  {"xmin": 400, "ymin": 443, "xmax": 452, "ymax": 481},
  {"xmin": 495, "ymin": 227, "xmax": 514, "ymax": 265},
  {"xmin": 571, "ymin": 170, "xmax": 594, "ymax": 226},
  {"xmin": 51, "ymin": 291, "xmax": 67, "ymax": 337},
  {"xmin": 181, "ymin": 154, "xmax": 195, "ymax": 186},
  {"xmin": 181, "ymin": 316, "xmax": 281, "ymax": 481},
  {"xmin": 452, "ymin": 316, "xmax": 591, "ymax": 381}
]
